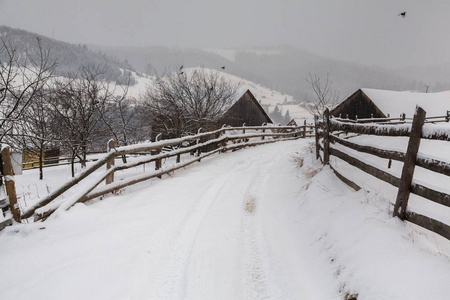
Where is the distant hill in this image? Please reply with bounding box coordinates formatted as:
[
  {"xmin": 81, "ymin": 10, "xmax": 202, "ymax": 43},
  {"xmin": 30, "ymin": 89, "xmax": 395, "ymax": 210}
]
[
  {"xmin": 97, "ymin": 45, "xmax": 450, "ymax": 102},
  {"xmin": 4, "ymin": 26, "xmax": 450, "ymax": 104},
  {"xmin": 0, "ymin": 25, "xmax": 137, "ymax": 85}
]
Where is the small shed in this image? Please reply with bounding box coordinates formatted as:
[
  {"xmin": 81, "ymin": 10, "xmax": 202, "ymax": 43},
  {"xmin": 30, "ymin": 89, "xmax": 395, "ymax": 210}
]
[
  {"xmin": 219, "ymin": 89, "xmax": 272, "ymax": 127},
  {"xmin": 331, "ymin": 88, "xmax": 450, "ymax": 120},
  {"xmin": 286, "ymin": 118, "xmax": 307, "ymax": 127}
]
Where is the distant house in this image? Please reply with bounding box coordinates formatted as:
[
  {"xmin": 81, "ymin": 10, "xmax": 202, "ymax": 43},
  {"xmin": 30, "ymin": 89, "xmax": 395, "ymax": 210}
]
[
  {"xmin": 219, "ymin": 89, "xmax": 272, "ymax": 127},
  {"xmin": 286, "ymin": 118, "xmax": 306, "ymax": 127},
  {"xmin": 331, "ymin": 88, "xmax": 450, "ymax": 120}
]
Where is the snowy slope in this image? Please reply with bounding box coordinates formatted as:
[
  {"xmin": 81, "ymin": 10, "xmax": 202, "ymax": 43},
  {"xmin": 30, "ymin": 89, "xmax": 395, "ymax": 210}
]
[
  {"xmin": 0, "ymin": 139, "xmax": 449, "ymax": 299},
  {"xmin": 181, "ymin": 67, "xmax": 311, "ymax": 120}
]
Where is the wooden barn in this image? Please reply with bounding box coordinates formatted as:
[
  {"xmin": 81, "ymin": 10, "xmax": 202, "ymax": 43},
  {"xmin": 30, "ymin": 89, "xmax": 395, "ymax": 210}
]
[
  {"xmin": 331, "ymin": 88, "xmax": 450, "ymax": 120},
  {"xmin": 219, "ymin": 89, "xmax": 272, "ymax": 127}
]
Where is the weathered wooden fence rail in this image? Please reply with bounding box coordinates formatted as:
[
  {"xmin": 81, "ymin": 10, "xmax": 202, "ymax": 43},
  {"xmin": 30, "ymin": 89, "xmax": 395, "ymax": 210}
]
[
  {"xmin": 1, "ymin": 123, "xmax": 314, "ymax": 228},
  {"xmin": 316, "ymin": 106, "xmax": 450, "ymax": 240}
]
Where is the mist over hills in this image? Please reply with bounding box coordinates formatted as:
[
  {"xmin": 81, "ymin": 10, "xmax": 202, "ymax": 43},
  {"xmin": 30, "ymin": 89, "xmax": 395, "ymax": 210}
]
[
  {"xmin": 97, "ymin": 44, "xmax": 450, "ymax": 101},
  {"xmin": 2, "ymin": 25, "xmax": 450, "ymax": 102},
  {"xmin": 0, "ymin": 26, "xmax": 136, "ymax": 85}
]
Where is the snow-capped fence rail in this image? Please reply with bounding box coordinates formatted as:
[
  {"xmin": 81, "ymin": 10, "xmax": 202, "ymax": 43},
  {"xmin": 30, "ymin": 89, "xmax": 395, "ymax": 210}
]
[
  {"xmin": 0, "ymin": 123, "xmax": 314, "ymax": 228},
  {"xmin": 334, "ymin": 110, "xmax": 449, "ymax": 125},
  {"xmin": 316, "ymin": 107, "xmax": 450, "ymax": 240}
]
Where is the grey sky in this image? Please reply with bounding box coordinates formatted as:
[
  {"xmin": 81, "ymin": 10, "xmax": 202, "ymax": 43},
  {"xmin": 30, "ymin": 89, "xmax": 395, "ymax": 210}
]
[{"xmin": 1, "ymin": 0, "xmax": 450, "ymax": 68}]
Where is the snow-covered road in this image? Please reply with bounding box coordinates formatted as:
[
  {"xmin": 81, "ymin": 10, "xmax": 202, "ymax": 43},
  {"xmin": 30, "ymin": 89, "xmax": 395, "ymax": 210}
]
[
  {"xmin": 1, "ymin": 139, "xmax": 449, "ymax": 299},
  {"xmin": 0, "ymin": 140, "xmax": 337, "ymax": 299}
]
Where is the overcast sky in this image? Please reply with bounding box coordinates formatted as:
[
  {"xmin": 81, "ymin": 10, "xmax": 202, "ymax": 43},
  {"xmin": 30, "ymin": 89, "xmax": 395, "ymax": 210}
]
[{"xmin": 1, "ymin": 0, "xmax": 450, "ymax": 68}]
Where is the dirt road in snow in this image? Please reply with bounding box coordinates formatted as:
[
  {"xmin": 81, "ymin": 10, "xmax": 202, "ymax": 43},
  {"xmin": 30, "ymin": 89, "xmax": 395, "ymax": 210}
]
[{"xmin": 0, "ymin": 140, "xmax": 338, "ymax": 299}]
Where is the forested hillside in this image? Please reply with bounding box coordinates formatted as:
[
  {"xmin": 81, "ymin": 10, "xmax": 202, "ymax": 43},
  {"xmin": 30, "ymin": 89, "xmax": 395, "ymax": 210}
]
[
  {"xmin": 98, "ymin": 45, "xmax": 450, "ymax": 101},
  {"xmin": 0, "ymin": 26, "xmax": 136, "ymax": 85}
]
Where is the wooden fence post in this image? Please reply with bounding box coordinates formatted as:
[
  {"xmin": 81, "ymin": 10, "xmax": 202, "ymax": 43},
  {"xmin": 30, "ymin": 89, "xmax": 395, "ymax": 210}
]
[
  {"xmin": 196, "ymin": 128, "xmax": 202, "ymax": 157},
  {"xmin": 1, "ymin": 146, "xmax": 20, "ymax": 223},
  {"xmin": 261, "ymin": 123, "xmax": 266, "ymax": 140},
  {"xmin": 323, "ymin": 108, "xmax": 330, "ymax": 165},
  {"xmin": 242, "ymin": 123, "xmax": 249, "ymax": 142},
  {"xmin": 154, "ymin": 134, "xmax": 162, "ymax": 177},
  {"xmin": 303, "ymin": 120, "xmax": 307, "ymax": 138},
  {"xmin": 106, "ymin": 139, "xmax": 116, "ymax": 185},
  {"xmin": 220, "ymin": 125, "xmax": 228, "ymax": 153},
  {"xmin": 393, "ymin": 106, "xmax": 426, "ymax": 219},
  {"xmin": 176, "ymin": 143, "xmax": 181, "ymax": 163},
  {"xmin": 314, "ymin": 115, "xmax": 320, "ymax": 160}
]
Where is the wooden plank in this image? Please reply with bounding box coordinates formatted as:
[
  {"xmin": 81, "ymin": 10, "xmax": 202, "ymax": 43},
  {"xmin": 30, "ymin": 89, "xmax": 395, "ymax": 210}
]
[
  {"xmin": 323, "ymin": 108, "xmax": 330, "ymax": 165},
  {"xmin": 0, "ymin": 217, "xmax": 12, "ymax": 231},
  {"xmin": 329, "ymin": 165, "xmax": 361, "ymax": 191},
  {"xmin": 393, "ymin": 107, "xmax": 426, "ymax": 220},
  {"xmin": 331, "ymin": 120, "xmax": 410, "ymax": 136},
  {"xmin": 106, "ymin": 139, "xmax": 116, "ymax": 184},
  {"xmin": 1, "ymin": 146, "xmax": 20, "ymax": 222},
  {"xmin": 331, "ymin": 135, "xmax": 405, "ymax": 161},
  {"xmin": 21, "ymin": 151, "xmax": 116, "ymax": 219},
  {"xmin": 331, "ymin": 119, "xmax": 449, "ymax": 141},
  {"xmin": 314, "ymin": 115, "xmax": 320, "ymax": 160},
  {"xmin": 405, "ymin": 212, "xmax": 450, "ymax": 240},
  {"xmin": 34, "ymin": 167, "xmax": 116, "ymax": 221},
  {"xmin": 331, "ymin": 135, "xmax": 450, "ymax": 176},
  {"xmin": 330, "ymin": 147, "xmax": 401, "ymax": 187},
  {"xmin": 115, "ymin": 136, "xmax": 227, "ymax": 171},
  {"xmin": 411, "ymin": 183, "xmax": 450, "ymax": 208}
]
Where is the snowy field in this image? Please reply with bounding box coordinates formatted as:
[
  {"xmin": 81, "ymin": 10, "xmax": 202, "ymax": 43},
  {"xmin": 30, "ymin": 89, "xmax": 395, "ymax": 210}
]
[{"xmin": 0, "ymin": 139, "xmax": 449, "ymax": 299}]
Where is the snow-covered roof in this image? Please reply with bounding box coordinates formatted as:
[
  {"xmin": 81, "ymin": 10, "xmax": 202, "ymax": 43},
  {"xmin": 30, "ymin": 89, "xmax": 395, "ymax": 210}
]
[{"xmin": 361, "ymin": 88, "xmax": 450, "ymax": 118}]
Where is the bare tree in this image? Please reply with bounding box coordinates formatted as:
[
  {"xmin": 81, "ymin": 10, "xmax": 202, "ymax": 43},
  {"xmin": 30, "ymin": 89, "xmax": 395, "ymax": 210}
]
[
  {"xmin": 48, "ymin": 65, "xmax": 117, "ymax": 175},
  {"xmin": 100, "ymin": 77, "xmax": 145, "ymax": 162},
  {"xmin": 5, "ymin": 89, "xmax": 58, "ymax": 180},
  {"xmin": 0, "ymin": 37, "xmax": 56, "ymax": 142},
  {"xmin": 304, "ymin": 73, "xmax": 341, "ymax": 117},
  {"xmin": 141, "ymin": 67, "xmax": 241, "ymax": 139}
]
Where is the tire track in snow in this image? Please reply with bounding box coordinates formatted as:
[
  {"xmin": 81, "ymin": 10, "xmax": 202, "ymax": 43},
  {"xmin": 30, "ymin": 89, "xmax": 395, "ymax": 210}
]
[
  {"xmin": 241, "ymin": 161, "xmax": 286, "ymax": 299},
  {"xmin": 153, "ymin": 171, "xmax": 238, "ymax": 299}
]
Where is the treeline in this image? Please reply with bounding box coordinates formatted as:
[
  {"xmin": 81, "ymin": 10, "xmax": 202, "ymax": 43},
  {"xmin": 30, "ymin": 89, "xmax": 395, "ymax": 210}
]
[{"xmin": 0, "ymin": 25, "xmax": 137, "ymax": 85}]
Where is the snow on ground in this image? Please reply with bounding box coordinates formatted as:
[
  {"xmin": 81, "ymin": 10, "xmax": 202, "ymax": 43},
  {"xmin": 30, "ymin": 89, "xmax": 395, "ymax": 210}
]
[
  {"xmin": 330, "ymin": 135, "xmax": 450, "ymax": 225},
  {"xmin": 0, "ymin": 139, "xmax": 449, "ymax": 299},
  {"xmin": 125, "ymin": 71, "xmax": 154, "ymax": 99}
]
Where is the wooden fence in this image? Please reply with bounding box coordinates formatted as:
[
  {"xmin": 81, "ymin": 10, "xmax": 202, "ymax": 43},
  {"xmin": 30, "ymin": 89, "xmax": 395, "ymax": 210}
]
[
  {"xmin": 315, "ymin": 107, "xmax": 450, "ymax": 240},
  {"xmin": 0, "ymin": 123, "xmax": 314, "ymax": 229}
]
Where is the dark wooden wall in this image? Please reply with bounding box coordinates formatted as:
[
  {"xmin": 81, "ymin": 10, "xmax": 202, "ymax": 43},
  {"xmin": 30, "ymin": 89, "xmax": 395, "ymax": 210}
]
[
  {"xmin": 219, "ymin": 92, "xmax": 272, "ymax": 127},
  {"xmin": 331, "ymin": 90, "xmax": 385, "ymax": 120}
]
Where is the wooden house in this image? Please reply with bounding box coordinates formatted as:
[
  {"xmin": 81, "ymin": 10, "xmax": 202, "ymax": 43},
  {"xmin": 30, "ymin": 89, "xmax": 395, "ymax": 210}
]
[
  {"xmin": 219, "ymin": 89, "xmax": 272, "ymax": 127},
  {"xmin": 331, "ymin": 88, "xmax": 450, "ymax": 120}
]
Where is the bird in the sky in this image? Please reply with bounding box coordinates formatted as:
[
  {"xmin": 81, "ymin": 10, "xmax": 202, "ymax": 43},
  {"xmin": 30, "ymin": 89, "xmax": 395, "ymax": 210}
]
[
  {"xmin": 221, "ymin": 66, "xmax": 225, "ymax": 70},
  {"xmin": 180, "ymin": 65, "xmax": 183, "ymax": 70},
  {"xmin": 179, "ymin": 71, "xmax": 184, "ymax": 75},
  {"xmin": 398, "ymin": 11, "xmax": 406, "ymax": 18}
]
